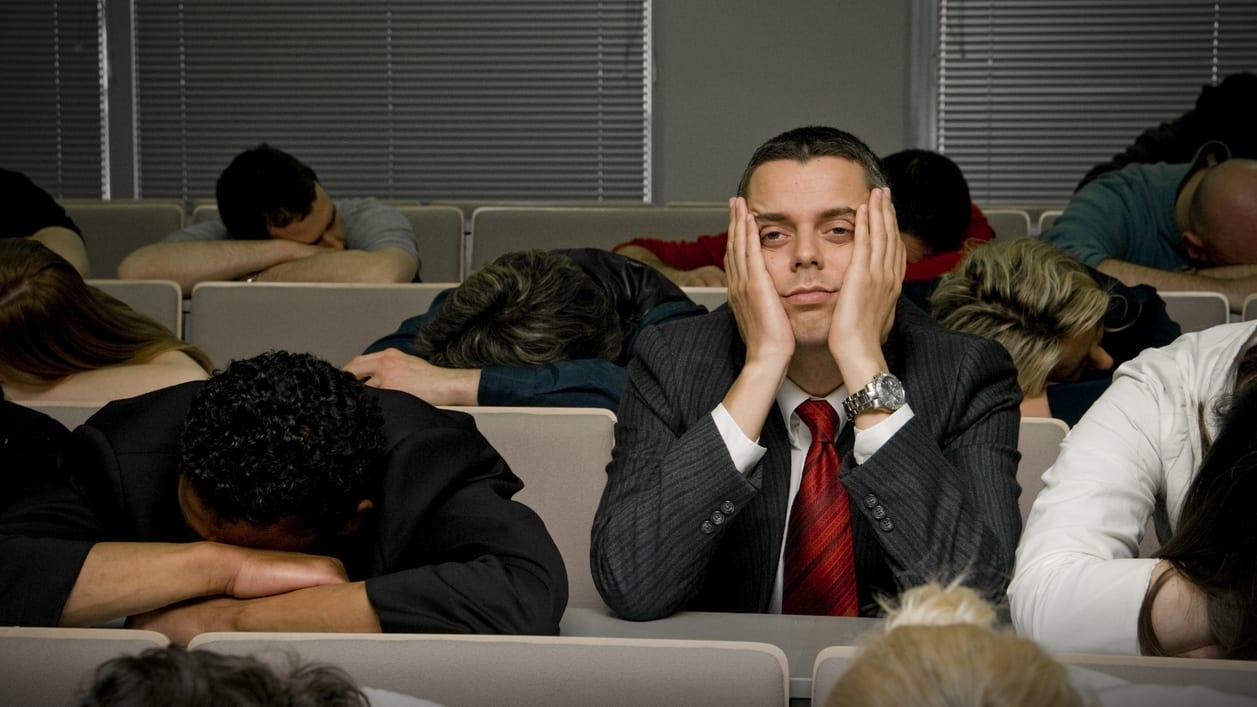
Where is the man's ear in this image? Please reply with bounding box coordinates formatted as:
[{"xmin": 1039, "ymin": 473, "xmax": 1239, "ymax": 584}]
[
  {"xmin": 1181, "ymin": 230, "xmax": 1208, "ymax": 265},
  {"xmin": 338, "ymin": 499, "xmax": 374, "ymax": 536}
]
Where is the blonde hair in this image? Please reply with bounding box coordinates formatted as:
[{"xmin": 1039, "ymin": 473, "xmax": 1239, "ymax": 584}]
[
  {"xmin": 825, "ymin": 582, "xmax": 1088, "ymax": 707},
  {"xmin": 929, "ymin": 240, "xmax": 1109, "ymax": 396}
]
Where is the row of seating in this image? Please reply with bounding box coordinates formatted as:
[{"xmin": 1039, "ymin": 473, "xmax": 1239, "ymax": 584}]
[
  {"xmin": 88, "ymin": 278, "xmax": 1238, "ymax": 371},
  {"xmin": 59, "ymin": 199, "xmax": 1068, "ymax": 281},
  {"xmin": 15, "ymin": 391, "xmax": 1145, "ymax": 614},
  {"xmin": 5, "ymin": 623, "xmax": 1256, "ymax": 707}
]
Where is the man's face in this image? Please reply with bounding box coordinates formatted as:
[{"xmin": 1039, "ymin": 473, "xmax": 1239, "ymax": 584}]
[
  {"xmin": 745, "ymin": 156, "xmax": 871, "ymax": 349},
  {"xmin": 267, "ymin": 183, "xmax": 346, "ymax": 249},
  {"xmin": 177, "ymin": 476, "xmax": 318, "ymax": 552}
]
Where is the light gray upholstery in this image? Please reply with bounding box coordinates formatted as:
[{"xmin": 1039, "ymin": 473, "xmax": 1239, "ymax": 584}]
[
  {"xmin": 982, "ymin": 209, "xmax": 1032, "ymax": 240},
  {"xmin": 188, "ymin": 632, "xmax": 790, "ymax": 707},
  {"xmin": 1160, "ymin": 291, "xmax": 1230, "ymax": 333},
  {"xmin": 810, "ymin": 645, "xmax": 859, "ymax": 705},
  {"xmin": 87, "ymin": 279, "xmax": 183, "ymax": 335},
  {"xmin": 1016, "ymin": 417, "xmax": 1069, "ymax": 529},
  {"xmin": 0, "ymin": 627, "xmax": 168, "ymax": 707},
  {"xmin": 446, "ymin": 406, "xmax": 616, "ymax": 609},
  {"xmin": 186, "ymin": 282, "xmax": 450, "ymax": 368},
  {"xmin": 60, "ymin": 199, "xmax": 185, "ymax": 278}
]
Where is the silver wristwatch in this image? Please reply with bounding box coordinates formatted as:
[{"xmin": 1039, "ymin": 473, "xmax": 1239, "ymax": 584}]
[{"xmin": 842, "ymin": 372, "xmax": 906, "ymax": 418}]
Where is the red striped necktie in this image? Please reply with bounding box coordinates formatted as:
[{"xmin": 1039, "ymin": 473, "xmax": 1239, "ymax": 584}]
[{"xmin": 782, "ymin": 399, "xmax": 859, "ymax": 616}]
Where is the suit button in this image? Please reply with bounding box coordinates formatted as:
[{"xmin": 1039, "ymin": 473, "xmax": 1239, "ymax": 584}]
[
  {"xmin": 872, "ymin": 505, "xmax": 886, "ymax": 520},
  {"xmin": 701, "ymin": 520, "xmax": 715, "ymax": 534},
  {"xmin": 721, "ymin": 500, "xmax": 735, "ymax": 514},
  {"xmin": 864, "ymin": 494, "xmax": 878, "ymax": 509},
  {"xmin": 879, "ymin": 518, "xmax": 894, "ymax": 532},
  {"xmin": 710, "ymin": 510, "xmax": 725, "ymax": 525}
]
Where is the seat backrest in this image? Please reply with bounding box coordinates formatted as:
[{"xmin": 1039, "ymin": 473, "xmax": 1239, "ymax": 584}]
[
  {"xmin": 432, "ymin": 199, "xmax": 653, "ymax": 222},
  {"xmin": 1016, "ymin": 417, "xmax": 1069, "ymax": 528},
  {"xmin": 395, "ymin": 205, "xmax": 464, "ymax": 282},
  {"xmin": 1037, "ymin": 209, "xmax": 1063, "ymax": 235},
  {"xmin": 1246, "ymin": 293, "xmax": 1257, "ymax": 322},
  {"xmin": 446, "ymin": 406, "xmax": 616, "ymax": 609},
  {"xmin": 1160, "ymin": 291, "xmax": 1230, "ymax": 333},
  {"xmin": 681, "ymin": 286, "xmax": 728, "ymax": 312},
  {"xmin": 810, "ymin": 645, "xmax": 860, "ymax": 705},
  {"xmin": 60, "ymin": 199, "xmax": 186, "ymax": 278},
  {"xmin": 0, "ymin": 627, "xmax": 168, "ymax": 707},
  {"xmin": 187, "ymin": 632, "xmax": 789, "ymax": 707},
  {"xmin": 186, "ymin": 282, "xmax": 451, "ymax": 368},
  {"xmin": 87, "ymin": 279, "xmax": 184, "ymax": 335},
  {"xmin": 469, "ymin": 206, "xmax": 727, "ymax": 272},
  {"xmin": 1055, "ymin": 651, "xmax": 1257, "ymax": 699},
  {"xmin": 982, "ymin": 209, "xmax": 1032, "ymax": 240}
]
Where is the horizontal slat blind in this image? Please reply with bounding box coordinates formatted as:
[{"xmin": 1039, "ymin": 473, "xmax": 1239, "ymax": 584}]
[
  {"xmin": 134, "ymin": 0, "xmax": 649, "ymax": 203},
  {"xmin": 0, "ymin": 0, "xmax": 104, "ymax": 197},
  {"xmin": 937, "ymin": 0, "xmax": 1256, "ymax": 204}
]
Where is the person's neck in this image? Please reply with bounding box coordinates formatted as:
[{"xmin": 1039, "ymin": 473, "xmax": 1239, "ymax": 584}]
[{"xmin": 786, "ymin": 347, "xmax": 843, "ymax": 398}]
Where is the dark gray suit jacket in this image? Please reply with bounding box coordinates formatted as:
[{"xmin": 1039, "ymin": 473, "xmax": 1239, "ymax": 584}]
[{"xmin": 591, "ymin": 298, "xmax": 1022, "ymax": 620}]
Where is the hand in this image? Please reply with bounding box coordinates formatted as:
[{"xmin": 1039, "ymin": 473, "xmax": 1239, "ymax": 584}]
[
  {"xmin": 128, "ymin": 596, "xmax": 244, "ymax": 645},
  {"xmin": 224, "ymin": 546, "xmax": 348, "ymax": 599},
  {"xmin": 344, "ymin": 349, "xmax": 481, "ymax": 405},
  {"xmin": 724, "ymin": 196, "xmax": 794, "ymax": 370},
  {"xmin": 829, "ymin": 188, "xmax": 904, "ymax": 387},
  {"xmin": 676, "ymin": 265, "xmax": 728, "ymax": 287}
]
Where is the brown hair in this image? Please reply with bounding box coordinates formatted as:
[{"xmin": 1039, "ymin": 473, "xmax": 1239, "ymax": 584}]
[{"xmin": 0, "ymin": 239, "xmax": 211, "ymax": 386}]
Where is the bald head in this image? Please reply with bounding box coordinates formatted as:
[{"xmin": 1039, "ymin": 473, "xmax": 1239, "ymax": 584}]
[{"xmin": 1186, "ymin": 159, "xmax": 1257, "ymax": 267}]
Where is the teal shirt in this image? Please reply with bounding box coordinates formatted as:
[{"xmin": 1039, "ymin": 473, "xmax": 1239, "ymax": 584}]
[{"xmin": 1045, "ymin": 162, "xmax": 1190, "ymax": 270}]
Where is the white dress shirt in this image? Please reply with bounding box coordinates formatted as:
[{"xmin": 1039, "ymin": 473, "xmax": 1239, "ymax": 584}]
[{"xmin": 712, "ymin": 376, "xmax": 914, "ymax": 612}]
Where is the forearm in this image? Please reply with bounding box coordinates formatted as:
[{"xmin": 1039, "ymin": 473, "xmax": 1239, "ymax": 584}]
[
  {"xmin": 236, "ymin": 581, "xmax": 380, "ymax": 633},
  {"xmin": 118, "ymin": 240, "xmax": 315, "ymax": 290},
  {"xmin": 1097, "ymin": 258, "xmax": 1255, "ymax": 312},
  {"xmin": 60, "ymin": 542, "xmax": 231, "ymax": 627},
  {"xmin": 257, "ymin": 247, "xmax": 416, "ymax": 283},
  {"xmin": 613, "ymin": 244, "xmax": 691, "ymax": 285}
]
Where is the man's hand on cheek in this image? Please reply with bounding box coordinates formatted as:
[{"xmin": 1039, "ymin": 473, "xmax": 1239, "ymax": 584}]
[{"xmin": 829, "ymin": 188, "xmax": 904, "ymax": 383}]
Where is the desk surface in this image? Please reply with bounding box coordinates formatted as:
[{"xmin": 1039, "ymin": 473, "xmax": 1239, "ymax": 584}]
[{"xmin": 560, "ymin": 607, "xmax": 880, "ymax": 700}]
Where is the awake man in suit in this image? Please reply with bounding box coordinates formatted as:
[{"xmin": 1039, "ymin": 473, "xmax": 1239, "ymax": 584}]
[{"xmin": 591, "ymin": 126, "xmax": 1023, "ymax": 620}]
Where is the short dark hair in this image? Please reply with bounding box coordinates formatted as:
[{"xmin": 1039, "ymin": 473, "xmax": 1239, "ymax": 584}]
[
  {"xmin": 216, "ymin": 144, "xmax": 321, "ymax": 240},
  {"xmin": 882, "ymin": 149, "xmax": 973, "ymax": 254},
  {"xmin": 414, "ymin": 249, "xmax": 622, "ymax": 367},
  {"xmin": 179, "ymin": 351, "xmax": 385, "ymax": 536},
  {"xmin": 78, "ymin": 646, "xmax": 369, "ymax": 707},
  {"xmin": 736, "ymin": 126, "xmax": 888, "ymax": 197}
]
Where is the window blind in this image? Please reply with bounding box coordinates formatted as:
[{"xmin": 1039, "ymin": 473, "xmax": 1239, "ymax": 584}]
[
  {"xmin": 134, "ymin": 0, "xmax": 650, "ymax": 203},
  {"xmin": 937, "ymin": 0, "xmax": 1257, "ymax": 204},
  {"xmin": 0, "ymin": 0, "xmax": 104, "ymax": 197}
]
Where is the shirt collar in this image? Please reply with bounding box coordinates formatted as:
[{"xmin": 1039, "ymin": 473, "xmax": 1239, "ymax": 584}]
[{"xmin": 776, "ymin": 377, "xmax": 849, "ymax": 449}]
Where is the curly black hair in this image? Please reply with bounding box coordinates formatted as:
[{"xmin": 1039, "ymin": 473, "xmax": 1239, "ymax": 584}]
[{"xmin": 179, "ymin": 351, "xmax": 386, "ymax": 536}]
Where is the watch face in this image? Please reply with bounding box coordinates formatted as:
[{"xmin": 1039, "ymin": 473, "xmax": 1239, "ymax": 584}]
[{"xmin": 875, "ymin": 374, "xmax": 906, "ymax": 408}]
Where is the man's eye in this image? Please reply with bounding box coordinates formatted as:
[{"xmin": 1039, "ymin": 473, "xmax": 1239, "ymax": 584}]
[
  {"xmin": 826, "ymin": 226, "xmax": 853, "ymax": 238},
  {"xmin": 759, "ymin": 230, "xmax": 787, "ymax": 243}
]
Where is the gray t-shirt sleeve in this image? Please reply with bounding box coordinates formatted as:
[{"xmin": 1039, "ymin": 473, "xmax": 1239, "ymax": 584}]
[
  {"xmin": 340, "ymin": 198, "xmax": 419, "ymax": 259},
  {"xmin": 161, "ymin": 220, "xmax": 229, "ymax": 242}
]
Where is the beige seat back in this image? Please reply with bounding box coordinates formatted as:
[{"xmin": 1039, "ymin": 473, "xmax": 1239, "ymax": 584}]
[
  {"xmin": 395, "ymin": 205, "xmax": 464, "ymax": 282},
  {"xmin": 187, "ymin": 282, "xmax": 450, "ymax": 368},
  {"xmin": 60, "ymin": 199, "xmax": 185, "ymax": 278},
  {"xmin": 17, "ymin": 401, "xmax": 106, "ymax": 430},
  {"xmin": 447, "ymin": 406, "xmax": 616, "ymax": 609},
  {"xmin": 682, "ymin": 286, "xmax": 728, "ymax": 312},
  {"xmin": 0, "ymin": 627, "xmax": 168, "ymax": 707},
  {"xmin": 468, "ymin": 206, "xmax": 727, "ymax": 273},
  {"xmin": 1016, "ymin": 417, "xmax": 1069, "ymax": 528},
  {"xmin": 1055, "ymin": 651, "xmax": 1257, "ymax": 699},
  {"xmin": 188, "ymin": 632, "xmax": 790, "ymax": 707},
  {"xmin": 87, "ymin": 279, "xmax": 183, "ymax": 335},
  {"xmin": 982, "ymin": 209, "xmax": 1032, "ymax": 239},
  {"xmin": 1160, "ymin": 291, "xmax": 1230, "ymax": 333},
  {"xmin": 1245, "ymin": 293, "xmax": 1257, "ymax": 322},
  {"xmin": 1037, "ymin": 209, "xmax": 1063, "ymax": 235},
  {"xmin": 810, "ymin": 645, "xmax": 860, "ymax": 705}
]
